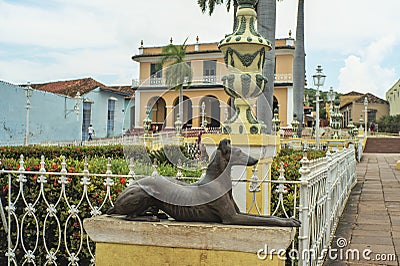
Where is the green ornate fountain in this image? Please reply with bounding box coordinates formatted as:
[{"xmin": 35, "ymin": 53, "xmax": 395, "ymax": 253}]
[
  {"xmin": 218, "ymin": 0, "xmax": 272, "ymax": 135},
  {"xmin": 331, "ymin": 98, "xmax": 343, "ymax": 139}
]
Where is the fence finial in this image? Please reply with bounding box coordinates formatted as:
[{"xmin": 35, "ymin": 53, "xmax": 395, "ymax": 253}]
[
  {"xmin": 176, "ymin": 159, "xmax": 183, "ymax": 178},
  {"xmin": 276, "ymin": 162, "xmax": 288, "ymax": 194},
  {"xmin": 299, "ymin": 152, "xmax": 310, "ymax": 177},
  {"xmin": 106, "ymin": 157, "xmax": 112, "ymax": 175},
  {"xmin": 127, "ymin": 157, "xmax": 136, "ymax": 186},
  {"xmin": 60, "ymin": 156, "xmax": 67, "ymax": 174},
  {"xmin": 81, "ymin": 156, "xmax": 91, "ymax": 186},
  {"xmin": 59, "ymin": 156, "xmax": 69, "ymax": 185},
  {"xmin": 40, "ymin": 155, "xmax": 46, "ymax": 173},
  {"xmin": 151, "ymin": 158, "xmax": 159, "ymax": 177},
  {"xmin": 19, "ymin": 154, "xmax": 25, "ymax": 171},
  {"xmin": 249, "ymin": 165, "xmax": 260, "ymax": 193},
  {"xmin": 83, "ymin": 157, "xmax": 89, "ymax": 174}
]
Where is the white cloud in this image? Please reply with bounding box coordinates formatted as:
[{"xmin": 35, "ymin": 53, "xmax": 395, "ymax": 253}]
[
  {"xmin": 338, "ymin": 37, "xmax": 396, "ymax": 98},
  {"xmin": 1, "ymin": 0, "xmax": 400, "ymax": 90}
]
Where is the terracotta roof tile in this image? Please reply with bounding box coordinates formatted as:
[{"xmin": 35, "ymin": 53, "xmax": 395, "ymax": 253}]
[
  {"xmin": 353, "ymin": 93, "xmax": 388, "ymax": 105},
  {"xmin": 31, "ymin": 77, "xmax": 106, "ymax": 97},
  {"xmin": 108, "ymin": 85, "xmax": 135, "ymax": 95},
  {"xmin": 30, "ymin": 77, "xmax": 132, "ymax": 97}
]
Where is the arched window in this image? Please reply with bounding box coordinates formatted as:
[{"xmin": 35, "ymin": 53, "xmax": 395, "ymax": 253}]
[
  {"xmin": 200, "ymin": 95, "xmax": 220, "ymax": 128},
  {"xmin": 173, "ymin": 96, "xmax": 193, "ymax": 128},
  {"xmin": 147, "ymin": 97, "xmax": 166, "ymax": 129}
]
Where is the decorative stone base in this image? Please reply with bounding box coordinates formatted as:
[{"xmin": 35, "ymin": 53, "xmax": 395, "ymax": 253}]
[
  {"xmin": 201, "ymin": 134, "xmax": 279, "ymax": 215},
  {"xmin": 84, "ymin": 216, "xmax": 294, "ymax": 266},
  {"xmin": 326, "ymin": 139, "xmax": 347, "ymax": 152},
  {"xmin": 222, "ymin": 99, "xmax": 267, "ymax": 135}
]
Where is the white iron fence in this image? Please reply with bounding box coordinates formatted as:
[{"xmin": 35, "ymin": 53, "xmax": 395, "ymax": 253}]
[
  {"xmin": 297, "ymin": 145, "xmax": 357, "ymax": 265},
  {"xmin": 0, "ymin": 146, "xmax": 357, "ymax": 265}
]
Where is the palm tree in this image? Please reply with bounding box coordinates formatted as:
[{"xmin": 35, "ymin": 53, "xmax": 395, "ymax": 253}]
[
  {"xmin": 198, "ymin": 0, "xmax": 238, "ymax": 29},
  {"xmin": 198, "ymin": 0, "xmax": 308, "ymax": 136},
  {"xmin": 293, "ymin": 0, "xmax": 305, "ymax": 136},
  {"xmin": 158, "ymin": 40, "xmax": 192, "ymax": 126},
  {"xmin": 256, "ymin": 0, "xmax": 280, "ymax": 133}
]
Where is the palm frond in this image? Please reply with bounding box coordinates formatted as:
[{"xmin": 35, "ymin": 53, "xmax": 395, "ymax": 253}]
[
  {"xmin": 198, "ymin": 0, "xmax": 207, "ymax": 13},
  {"xmin": 158, "ymin": 39, "xmax": 193, "ymax": 92}
]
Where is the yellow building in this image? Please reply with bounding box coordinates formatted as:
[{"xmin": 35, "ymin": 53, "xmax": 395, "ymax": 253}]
[
  {"xmin": 386, "ymin": 79, "xmax": 400, "ymax": 116},
  {"xmin": 131, "ymin": 37, "xmax": 295, "ymax": 132},
  {"xmin": 340, "ymin": 92, "xmax": 389, "ymax": 128}
]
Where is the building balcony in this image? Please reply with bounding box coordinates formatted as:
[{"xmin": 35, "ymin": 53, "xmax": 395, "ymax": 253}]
[
  {"xmin": 137, "ymin": 75, "xmax": 221, "ymax": 88},
  {"xmin": 274, "ymin": 73, "xmax": 293, "ymax": 83},
  {"xmin": 135, "ymin": 73, "xmax": 293, "ymax": 88}
]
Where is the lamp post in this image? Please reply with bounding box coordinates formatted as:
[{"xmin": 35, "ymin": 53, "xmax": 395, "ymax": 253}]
[
  {"xmin": 291, "ymin": 114, "xmax": 300, "ymax": 138},
  {"xmin": 312, "ymin": 65, "xmax": 326, "ymax": 148},
  {"xmin": 24, "ymin": 82, "xmax": 34, "ymax": 146},
  {"xmin": 327, "ymin": 86, "xmax": 335, "ymax": 126},
  {"xmin": 200, "ymin": 101, "xmax": 207, "ymax": 129},
  {"xmin": 363, "ymin": 96, "xmax": 368, "ymax": 137},
  {"xmin": 64, "ymin": 91, "xmax": 83, "ymax": 119}
]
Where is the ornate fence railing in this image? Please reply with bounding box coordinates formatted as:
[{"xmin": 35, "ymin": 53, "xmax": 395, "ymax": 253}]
[
  {"xmin": 0, "ymin": 156, "xmax": 139, "ymax": 265},
  {"xmin": 297, "ymin": 145, "xmax": 357, "ymax": 265},
  {"xmin": 0, "ymin": 146, "xmax": 357, "ymax": 265}
]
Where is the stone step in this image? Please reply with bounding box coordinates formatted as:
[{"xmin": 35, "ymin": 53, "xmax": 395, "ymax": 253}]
[{"xmin": 364, "ymin": 137, "xmax": 400, "ymax": 153}]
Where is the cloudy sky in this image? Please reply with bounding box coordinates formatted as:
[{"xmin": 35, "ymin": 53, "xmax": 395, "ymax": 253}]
[{"xmin": 0, "ymin": 0, "xmax": 399, "ymax": 98}]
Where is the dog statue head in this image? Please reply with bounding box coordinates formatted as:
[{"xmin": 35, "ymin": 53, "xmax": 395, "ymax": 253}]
[{"xmin": 217, "ymin": 139, "xmax": 258, "ymax": 167}]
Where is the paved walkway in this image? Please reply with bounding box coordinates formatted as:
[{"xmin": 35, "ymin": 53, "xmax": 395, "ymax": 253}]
[{"xmin": 325, "ymin": 153, "xmax": 400, "ymax": 266}]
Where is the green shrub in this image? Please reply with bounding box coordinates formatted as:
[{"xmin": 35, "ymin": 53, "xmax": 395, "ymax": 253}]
[
  {"xmin": 0, "ymin": 145, "xmax": 135, "ymax": 160},
  {"xmin": 378, "ymin": 114, "xmax": 400, "ymax": 133},
  {"xmin": 270, "ymin": 148, "xmax": 326, "ymax": 218}
]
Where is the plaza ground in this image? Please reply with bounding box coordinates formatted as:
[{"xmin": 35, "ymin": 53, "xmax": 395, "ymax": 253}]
[{"xmin": 325, "ymin": 153, "xmax": 400, "ymax": 265}]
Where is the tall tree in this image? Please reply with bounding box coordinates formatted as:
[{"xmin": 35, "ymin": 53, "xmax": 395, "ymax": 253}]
[
  {"xmin": 256, "ymin": 0, "xmax": 279, "ymax": 133},
  {"xmin": 158, "ymin": 40, "xmax": 192, "ymax": 125},
  {"xmin": 292, "ymin": 0, "xmax": 305, "ymax": 136},
  {"xmin": 198, "ymin": 0, "xmax": 237, "ymax": 16}
]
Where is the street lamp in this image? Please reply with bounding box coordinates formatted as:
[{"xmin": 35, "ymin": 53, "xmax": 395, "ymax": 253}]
[
  {"xmin": 65, "ymin": 91, "xmax": 83, "ymax": 119},
  {"xmin": 363, "ymin": 96, "xmax": 368, "ymax": 137},
  {"xmin": 200, "ymin": 101, "xmax": 207, "ymax": 129},
  {"xmin": 327, "ymin": 86, "xmax": 335, "ymax": 126},
  {"xmin": 312, "ymin": 65, "xmax": 326, "ymax": 148},
  {"xmin": 24, "ymin": 82, "xmax": 34, "ymax": 146}
]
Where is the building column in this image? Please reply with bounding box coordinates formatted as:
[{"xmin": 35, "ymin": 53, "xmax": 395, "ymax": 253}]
[
  {"xmin": 287, "ymin": 87, "xmax": 294, "ymax": 126},
  {"xmin": 134, "ymin": 91, "xmax": 141, "ymax": 128},
  {"xmin": 219, "ymin": 104, "xmax": 229, "ymax": 124},
  {"xmin": 165, "ymin": 106, "xmax": 174, "ymax": 130},
  {"xmin": 191, "ymin": 98, "xmax": 202, "ymax": 127}
]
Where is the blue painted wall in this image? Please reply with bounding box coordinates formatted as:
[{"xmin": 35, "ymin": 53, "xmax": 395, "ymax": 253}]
[
  {"xmin": 0, "ymin": 81, "xmax": 82, "ymax": 145},
  {"xmin": 82, "ymin": 88, "xmax": 128, "ymax": 140},
  {"xmin": 0, "ymin": 81, "xmax": 133, "ymax": 145}
]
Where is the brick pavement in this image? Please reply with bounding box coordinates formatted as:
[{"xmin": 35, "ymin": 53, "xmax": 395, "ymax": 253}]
[{"xmin": 325, "ymin": 153, "xmax": 400, "ymax": 265}]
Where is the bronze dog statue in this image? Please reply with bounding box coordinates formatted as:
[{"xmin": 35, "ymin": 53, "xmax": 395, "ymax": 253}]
[{"xmin": 107, "ymin": 139, "xmax": 300, "ymax": 227}]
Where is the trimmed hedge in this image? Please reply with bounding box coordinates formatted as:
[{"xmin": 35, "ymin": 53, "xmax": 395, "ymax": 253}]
[
  {"xmin": 378, "ymin": 114, "xmax": 400, "ymax": 133},
  {"xmin": 0, "ymin": 145, "xmax": 128, "ymax": 160}
]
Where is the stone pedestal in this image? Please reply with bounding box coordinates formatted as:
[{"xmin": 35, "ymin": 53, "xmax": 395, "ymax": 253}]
[
  {"xmin": 201, "ymin": 134, "xmax": 279, "ymax": 215},
  {"xmin": 326, "ymin": 139, "xmax": 347, "ymax": 152},
  {"xmin": 84, "ymin": 216, "xmax": 294, "ymax": 266}
]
